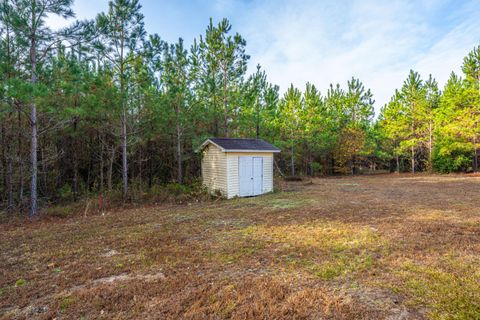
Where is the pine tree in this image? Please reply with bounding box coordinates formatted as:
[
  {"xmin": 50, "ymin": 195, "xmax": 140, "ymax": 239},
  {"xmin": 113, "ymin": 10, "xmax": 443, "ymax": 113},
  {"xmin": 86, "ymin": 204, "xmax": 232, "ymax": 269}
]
[
  {"xmin": 342, "ymin": 77, "xmax": 374, "ymax": 173},
  {"xmin": 240, "ymin": 65, "xmax": 278, "ymax": 139},
  {"xmin": 424, "ymin": 75, "xmax": 440, "ymax": 171},
  {"xmin": 379, "ymin": 91, "xmax": 406, "ymax": 172},
  {"xmin": 302, "ymin": 82, "xmax": 324, "ymax": 175},
  {"xmin": 8, "ymin": 0, "xmax": 75, "ymax": 217},
  {"xmin": 93, "ymin": 0, "xmax": 146, "ymax": 199},
  {"xmin": 197, "ymin": 18, "xmax": 249, "ymax": 137},
  {"xmin": 160, "ymin": 39, "xmax": 191, "ymax": 184},
  {"xmin": 399, "ymin": 70, "xmax": 427, "ymax": 173},
  {"xmin": 433, "ymin": 73, "xmax": 471, "ymax": 172},
  {"xmin": 277, "ymin": 84, "xmax": 303, "ymax": 176},
  {"xmin": 461, "ymin": 45, "xmax": 480, "ymax": 170}
]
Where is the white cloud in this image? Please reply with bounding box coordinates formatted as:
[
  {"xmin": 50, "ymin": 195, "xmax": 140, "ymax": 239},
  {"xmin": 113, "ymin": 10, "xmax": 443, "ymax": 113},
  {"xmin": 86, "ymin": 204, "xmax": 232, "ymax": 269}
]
[
  {"xmin": 413, "ymin": 3, "xmax": 480, "ymax": 88},
  {"xmin": 239, "ymin": 0, "xmax": 480, "ymax": 113}
]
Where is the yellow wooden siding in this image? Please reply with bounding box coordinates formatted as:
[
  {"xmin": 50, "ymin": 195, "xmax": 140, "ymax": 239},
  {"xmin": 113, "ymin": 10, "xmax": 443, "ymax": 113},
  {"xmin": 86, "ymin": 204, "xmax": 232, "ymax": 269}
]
[
  {"xmin": 201, "ymin": 145, "xmax": 228, "ymax": 196},
  {"xmin": 226, "ymin": 152, "xmax": 274, "ymax": 198}
]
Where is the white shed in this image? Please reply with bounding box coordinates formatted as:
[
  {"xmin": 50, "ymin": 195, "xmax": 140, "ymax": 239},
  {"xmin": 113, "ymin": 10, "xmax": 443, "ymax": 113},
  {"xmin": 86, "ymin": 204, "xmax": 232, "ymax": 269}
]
[{"xmin": 199, "ymin": 138, "xmax": 280, "ymax": 198}]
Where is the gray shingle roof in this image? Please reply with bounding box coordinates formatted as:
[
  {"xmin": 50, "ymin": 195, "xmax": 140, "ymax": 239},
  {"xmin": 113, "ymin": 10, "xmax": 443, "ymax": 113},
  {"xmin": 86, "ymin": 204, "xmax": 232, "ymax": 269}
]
[{"xmin": 204, "ymin": 138, "xmax": 280, "ymax": 152}]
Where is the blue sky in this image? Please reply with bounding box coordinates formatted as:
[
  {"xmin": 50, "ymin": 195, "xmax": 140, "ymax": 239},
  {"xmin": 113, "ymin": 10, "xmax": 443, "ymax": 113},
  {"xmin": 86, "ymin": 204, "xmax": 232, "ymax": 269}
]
[{"xmin": 48, "ymin": 0, "xmax": 480, "ymax": 113}]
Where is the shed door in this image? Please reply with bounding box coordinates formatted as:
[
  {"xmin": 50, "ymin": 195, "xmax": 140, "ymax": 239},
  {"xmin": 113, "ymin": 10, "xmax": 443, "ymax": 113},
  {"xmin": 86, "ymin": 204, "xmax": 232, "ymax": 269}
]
[
  {"xmin": 252, "ymin": 157, "xmax": 263, "ymax": 195},
  {"xmin": 239, "ymin": 157, "xmax": 253, "ymax": 196},
  {"xmin": 239, "ymin": 156, "xmax": 263, "ymax": 197}
]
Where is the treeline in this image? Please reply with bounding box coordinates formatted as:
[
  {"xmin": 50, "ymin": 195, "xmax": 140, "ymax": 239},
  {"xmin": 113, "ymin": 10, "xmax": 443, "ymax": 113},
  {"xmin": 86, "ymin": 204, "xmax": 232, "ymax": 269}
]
[
  {"xmin": 0, "ymin": 0, "xmax": 479, "ymax": 217},
  {"xmin": 379, "ymin": 51, "xmax": 480, "ymax": 173}
]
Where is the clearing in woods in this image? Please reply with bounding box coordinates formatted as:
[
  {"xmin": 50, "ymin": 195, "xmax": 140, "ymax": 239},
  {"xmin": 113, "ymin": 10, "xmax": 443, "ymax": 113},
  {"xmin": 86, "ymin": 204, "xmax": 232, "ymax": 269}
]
[{"xmin": 1, "ymin": 174, "xmax": 480, "ymax": 319}]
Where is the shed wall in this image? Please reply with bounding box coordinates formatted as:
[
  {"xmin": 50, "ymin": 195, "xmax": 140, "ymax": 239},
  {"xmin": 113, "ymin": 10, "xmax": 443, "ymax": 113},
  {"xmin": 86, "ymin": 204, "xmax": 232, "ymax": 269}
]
[
  {"xmin": 201, "ymin": 145, "xmax": 228, "ymax": 195},
  {"xmin": 226, "ymin": 152, "xmax": 274, "ymax": 198}
]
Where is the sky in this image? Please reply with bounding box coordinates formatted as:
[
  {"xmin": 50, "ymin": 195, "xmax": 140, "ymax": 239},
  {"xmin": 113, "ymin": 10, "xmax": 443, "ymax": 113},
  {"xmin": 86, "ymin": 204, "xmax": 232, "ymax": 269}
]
[{"xmin": 47, "ymin": 0, "xmax": 480, "ymax": 114}]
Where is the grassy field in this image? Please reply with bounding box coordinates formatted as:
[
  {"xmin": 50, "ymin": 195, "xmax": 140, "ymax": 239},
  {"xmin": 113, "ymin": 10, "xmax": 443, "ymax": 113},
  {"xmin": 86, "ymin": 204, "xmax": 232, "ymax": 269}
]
[{"xmin": 1, "ymin": 174, "xmax": 480, "ymax": 319}]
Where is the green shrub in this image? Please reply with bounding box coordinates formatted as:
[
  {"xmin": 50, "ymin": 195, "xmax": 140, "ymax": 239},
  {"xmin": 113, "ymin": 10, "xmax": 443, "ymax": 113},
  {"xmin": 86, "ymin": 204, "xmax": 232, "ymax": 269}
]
[
  {"xmin": 164, "ymin": 183, "xmax": 190, "ymax": 196},
  {"xmin": 310, "ymin": 162, "xmax": 322, "ymax": 175},
  {"xmin": 59, "ymin": 184, "xmax": 73, "ymax": 201},
  {"xmin": 46, "ymin": 205, "xmax": 72, "ymax": 218},
  {"xmin": 433, "ymin": 141, "xmax": 473, "ymax": 173}
]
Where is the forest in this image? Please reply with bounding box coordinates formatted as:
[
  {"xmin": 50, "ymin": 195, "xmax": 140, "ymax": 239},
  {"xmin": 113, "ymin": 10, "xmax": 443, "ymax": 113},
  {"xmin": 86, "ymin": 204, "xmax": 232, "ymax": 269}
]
[{"xmin": 0, "ymin": 0, "xmax": 479, "ymax": 218}]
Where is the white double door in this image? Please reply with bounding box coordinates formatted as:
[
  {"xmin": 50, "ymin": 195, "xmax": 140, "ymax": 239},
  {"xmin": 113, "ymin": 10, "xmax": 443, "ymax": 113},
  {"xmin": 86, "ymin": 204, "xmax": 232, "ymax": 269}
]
[{"xmin": 239, "ymin": 156, "xmax": 263, "ymax": 197}]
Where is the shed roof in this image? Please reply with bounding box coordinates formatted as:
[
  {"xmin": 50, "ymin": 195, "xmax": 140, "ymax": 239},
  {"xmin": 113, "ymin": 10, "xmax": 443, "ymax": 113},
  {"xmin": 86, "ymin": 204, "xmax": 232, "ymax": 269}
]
[{"xmin": 200, "ymin": 138, "xmax": 280, "ymax": 153}]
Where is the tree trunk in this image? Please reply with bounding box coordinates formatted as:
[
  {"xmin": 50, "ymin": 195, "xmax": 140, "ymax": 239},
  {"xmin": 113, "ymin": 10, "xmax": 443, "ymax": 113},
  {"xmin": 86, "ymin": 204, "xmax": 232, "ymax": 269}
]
[
  {"xmin": 308, "ymin": 148, "xmax": 313, "ymax": 176},
  {"xmin": 255, "ymin": 100, "xmax": 260, "ymax": 139},
  {"xmin": 224, "ymin": 111, "xmax": 229, "ymax": 138},
  {"xmin": 213, "ymin": 117, "xmax": 219, "ymax": 137},
  {"xmin": 30, "ymin": 105, "xmax": 38, "ymax": 217},
  {"xmin": 86, "ymin": 149, "xmax": 93, "ymax": 191},
  {"xmin": 4, "ymin": 114, "xmax": 14, "ymax": 213},
  {"xmin": 72, "ymin": 120, "xmax": 78, "ymax": 201},
  {"xmin": 474, "ymin": 136, "xmax": 478, "ymax": 172},
  {"xmin": 41, "ymin": 144, "xmax": 47, "ymax": 198},
  {"xmin": 6, "ymin": 151, "xmax": 13, "ymax": 213},
  {"xmin": 274, "ymin": 158, "xmax": 285, "ymax": 177},
  {"xmin": 73, "ymin": 151, "xmax": 79, "ymax": 201},
  {"xmin": 351, "ymin": 154, "xmax": 356, "ymax": 175},
  {"xmin": 121, "ymin": 111, "xmax": 128, "ymax": 198},
  {"xmin": 411, "ymin": 145, "xmax": 415, "ymax": 174},
  {"xmin": 396, "ymin": 154, "xmax": 400, "ymax": 173},
  {"xmin": 1, "ymin": 120, "xmax": 7, "ymax": 205},
  {"xmin": 18, "ymin": 110, "xmax": 24, "ymax": 203},
  {"xmin": 4, "ymin": 10, "xmax": 14, "ymax": 213},
  {"xmin": 175, "ymin": 105, "xmax": 183, "ymax": 184},
  {"xmin": 223, "ymin": 68, "xmax": 229, "ymax": 138},
  {"xmin": 108, "ymin": 145, "xmax": 115, "ymax": 192},
  {"xmin": 410, "ymin": 103, "xmax": 415, "ymax": 175},
  {"xmin": 138, "ymin": 147, "xmax": 142, "ymax": 184},
  {"xmin": 147, "ymin": 140, "xmax": 153, "ymax": 189},
  {"xmin": 290, "ymin": 144, "xmax": 295, "ymax": 176},
  {"xmin": 428, "ymin": 120, "xmax": 433, "ymax": 172},
  {"xmin": 119, "ymin": 37, "xmax": 128, "ymax": 199},
  {"xmin": 100, "ymin": 137, "xmax": 104, "ymax": 193},
  {"xmin": 30, "ymin": 32, "xmax": 38, "ymax": 218}
]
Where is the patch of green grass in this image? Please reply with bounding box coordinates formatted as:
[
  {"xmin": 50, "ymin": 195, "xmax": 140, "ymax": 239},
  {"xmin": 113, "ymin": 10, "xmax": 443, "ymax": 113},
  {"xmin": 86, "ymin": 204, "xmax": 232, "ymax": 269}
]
[
  {"xmin": 15, "ymin": 279, "xmax": 26, "ymax": 287},
  {"xmin": 315, "ymin": 253, "xmax": 374, "ymax": 280},
  {"xmin": 287, "ymin": 251, "xmax": 375, "ymax": 280},
  {"xmin": 240, "ymin": 221, "xmax": 385, "ymax": 279},
  {"xmin": 217, "ymin": 245, "xmax": 263, "ymax": 264},
  {"xmin": 394, "ymin": 257, "xmax": 480, "ymax": 319},
  {"xmin": 60, "ymin": 296, "xmax": 76, "ymax": 311},
  {"xmin": 240, "ymin": 221, "xmax": 383, "ymax": 251}
]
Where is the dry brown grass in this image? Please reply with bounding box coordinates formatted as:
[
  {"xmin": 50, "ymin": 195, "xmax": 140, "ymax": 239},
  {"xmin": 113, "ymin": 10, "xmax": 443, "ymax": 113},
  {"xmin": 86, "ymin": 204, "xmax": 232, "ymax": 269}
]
[{"xmin": 1, "ymin": 174, "xmax": 480, "ymax": 319}]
